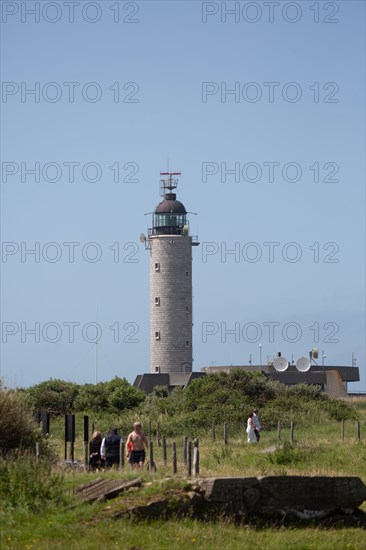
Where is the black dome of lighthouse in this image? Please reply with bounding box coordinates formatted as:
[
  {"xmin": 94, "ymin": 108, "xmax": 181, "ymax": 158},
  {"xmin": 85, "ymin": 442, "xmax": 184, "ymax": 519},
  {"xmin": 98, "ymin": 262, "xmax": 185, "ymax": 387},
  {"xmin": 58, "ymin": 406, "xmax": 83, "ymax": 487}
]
[
  {"xmin": 155, "ymin": 195, "xmax": 187, "ymax": 215},
  {"xmin": 152, "ymin": 193, "xmax": 188, "ymax": 236}
]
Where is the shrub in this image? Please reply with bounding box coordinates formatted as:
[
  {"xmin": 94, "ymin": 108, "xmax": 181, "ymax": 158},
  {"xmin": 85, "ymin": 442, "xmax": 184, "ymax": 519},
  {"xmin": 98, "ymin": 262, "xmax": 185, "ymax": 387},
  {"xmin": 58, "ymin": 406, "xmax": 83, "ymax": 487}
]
[
  {"xmin": 182, "ymin": 370, "xmax": 280, "ymax": 424},
  {"xmin": 25, "ymin": 379, "xmax": 79, "ymax": 415},
  {"xmin": 286, "ymin": 383, "xmax": 326, "ymax": 401},
  {"xmin": 73, "ymin": 377, "xmax": 145, "ymax": 414},
  {"xmin": 322, "ymin": 398, "xmax": 357, "ymax": 421},
  {"xmin": 106, "ymin": 377, "xmax": 145, "ymax": 413},
  {"xmin": 73, "ymin": 382, "xmax": 109, "ymax": 412},
  {"xmin": 267, "ymin": 442, "xmax": 301, "ymax": 466},
  {"xmin": 140, "ymin": 386, "xmax": 185, "ymax": 418},
  {"xmin": 0, "ymin": 389, "xmax": 43, "ymax": 455}
]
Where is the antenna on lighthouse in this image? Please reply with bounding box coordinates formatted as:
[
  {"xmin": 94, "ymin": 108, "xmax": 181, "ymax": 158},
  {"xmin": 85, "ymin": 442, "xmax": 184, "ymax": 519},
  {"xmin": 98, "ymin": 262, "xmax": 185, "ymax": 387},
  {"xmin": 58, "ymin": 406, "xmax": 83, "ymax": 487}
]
[{"xmin": 159, "ymin": 171, "xmax": 181, "ymax": 197}]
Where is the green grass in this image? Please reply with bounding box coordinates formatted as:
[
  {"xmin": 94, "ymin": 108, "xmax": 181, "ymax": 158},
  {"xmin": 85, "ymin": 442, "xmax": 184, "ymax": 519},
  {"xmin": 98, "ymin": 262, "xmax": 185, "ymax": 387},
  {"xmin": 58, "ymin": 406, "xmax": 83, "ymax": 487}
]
[
  {"xmin": 2, "ymin": 506, "xmax": 365, "ymax": 550},
  {"xmin": 1, "ymin": 400, "xmax": 366, "ymax": 550}
]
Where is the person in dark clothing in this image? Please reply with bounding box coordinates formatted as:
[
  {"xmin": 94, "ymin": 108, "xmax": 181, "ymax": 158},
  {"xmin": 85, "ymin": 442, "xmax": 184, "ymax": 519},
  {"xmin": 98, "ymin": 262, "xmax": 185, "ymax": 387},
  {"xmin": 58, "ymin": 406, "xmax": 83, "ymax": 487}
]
[
  {"xmin": 89, "ymin": 431, "xmax": 102, "ymax": 470},
  {"xmin": 101, "ymin": 427, "xmax": 122, "ymax": 468}
]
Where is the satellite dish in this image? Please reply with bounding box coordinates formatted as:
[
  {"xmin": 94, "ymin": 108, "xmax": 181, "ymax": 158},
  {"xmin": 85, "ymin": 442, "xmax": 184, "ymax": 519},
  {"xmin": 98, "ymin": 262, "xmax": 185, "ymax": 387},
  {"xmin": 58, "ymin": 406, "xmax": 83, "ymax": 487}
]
[
  {"xmin": 139, "ymin": 233, "xmax": 146, "ymax": 243},
  {"xmin": 183, "ymin": 225, "xmax": 189, "ymax": 235},
  {"xmin": 311, "ymin": 348, "xmax": 319, "ymax": 359},
  {"xmin": 296, "ymin": 356, "xmax": 311, "ymax": 372},
  {"xmin": 274, "ymin": 356, "xmax": 288, "ymax": 372}
]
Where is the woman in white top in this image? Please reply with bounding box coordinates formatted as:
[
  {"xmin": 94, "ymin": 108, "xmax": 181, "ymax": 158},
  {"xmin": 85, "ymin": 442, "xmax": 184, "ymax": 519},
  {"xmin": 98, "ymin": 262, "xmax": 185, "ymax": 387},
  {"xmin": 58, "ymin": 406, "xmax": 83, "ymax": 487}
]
[{"xmin": 246, "ymin": 412, "xmax": 257, "ymax": 443}]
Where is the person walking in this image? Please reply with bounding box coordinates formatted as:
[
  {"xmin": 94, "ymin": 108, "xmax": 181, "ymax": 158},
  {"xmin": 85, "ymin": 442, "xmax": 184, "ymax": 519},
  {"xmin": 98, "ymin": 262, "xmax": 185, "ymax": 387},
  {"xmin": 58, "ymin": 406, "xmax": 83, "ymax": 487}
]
[
  {"xmin": 126, "ymin": 422, "xmax": 148, "ymax": 470},
  {"xmin": 101, "ymin": 427, "xmax": 122, "ymax": 468},
  {"xmin": 253, "ymin": 408, "xmax": 261, "ymax": 442},
  {"xmin": 246, "ymin": 413, "xmax": 257, "ymax": 443}
]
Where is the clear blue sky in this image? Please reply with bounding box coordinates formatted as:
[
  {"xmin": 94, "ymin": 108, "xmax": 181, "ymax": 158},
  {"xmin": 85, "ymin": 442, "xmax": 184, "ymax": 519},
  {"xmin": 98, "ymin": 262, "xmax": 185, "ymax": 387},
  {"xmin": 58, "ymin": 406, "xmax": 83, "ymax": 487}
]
[{"xmin": 1, "ymin": 1, "xmax": 365, "ymax": 391}]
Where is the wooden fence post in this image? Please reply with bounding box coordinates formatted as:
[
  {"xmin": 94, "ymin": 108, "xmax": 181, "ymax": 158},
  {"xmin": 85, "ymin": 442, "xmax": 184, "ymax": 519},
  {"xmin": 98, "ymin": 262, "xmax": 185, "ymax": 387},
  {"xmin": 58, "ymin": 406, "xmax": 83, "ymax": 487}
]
[
  {"xmin": 162, "ymin": 435, "xmax": 167, "ymax": 467},
  {"xmin": 187, "ymin": 441, "xmax": 192, "ymax": 477},
  {"xmin": 148, "ymin": 441, "xmax": 155, "ymax": 472},
  {"xmin": 290, "ymin": 421, "xmax": 294, "ymax": 443},
  {"xmin": 172, "ymin": 442, "xmax": 177, "ymax": 474},
  {"xmin": 40, "ymin": 413, "xmax": 50, "ymax": 436},
  {"xmin": 277, "ymin": 421, "xmax": 281, "ymax": 440},
  {"xmin": 157, "ymin": 422, "xmax": 161, "ymax": 447},
  {"xmin": 65, "ymin": 414, "xmax": 75, "ymax": 462},
  {"xmin": 356, "ymin": 420, "xmax": 361, "ymax": 443},
  {"xmin": 119, "ymin": 438, "xmax": 124, "ymax": 469},
  {"xmin": 183, "ymin": 436, "xmax": 188, "ymax": 465},
  {"xmin": 341, "ymin": 419, "xmax": 345, "ymax": 442},
  {"xmin": 84, "ymin": 415, "xmax": 89, "ymax": 468},
  {"xmin": 224, "ymin": 422, "xmax": 228, "ymax": 445},
  {"xmin": 212, "ymin": 421, "xmax": 216, "ymax": 441},
  {"xmin": 193, "ymin": 439, "xmax": 199, "ymax": 477},
  {"xmin": 84, "ymin": 441, "xmax": 89, "ymax": 468}
]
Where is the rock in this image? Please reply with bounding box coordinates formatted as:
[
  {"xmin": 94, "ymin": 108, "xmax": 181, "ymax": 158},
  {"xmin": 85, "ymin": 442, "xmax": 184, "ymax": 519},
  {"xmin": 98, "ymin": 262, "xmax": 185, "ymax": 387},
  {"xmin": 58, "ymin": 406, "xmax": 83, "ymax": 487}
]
[
  {"xmin": 256, "ymin": 476, "xmax": 366, "ymax": 515},
  {"xmin": 196, "ymin": 476, "xmax": 366, "ymax": 520}
]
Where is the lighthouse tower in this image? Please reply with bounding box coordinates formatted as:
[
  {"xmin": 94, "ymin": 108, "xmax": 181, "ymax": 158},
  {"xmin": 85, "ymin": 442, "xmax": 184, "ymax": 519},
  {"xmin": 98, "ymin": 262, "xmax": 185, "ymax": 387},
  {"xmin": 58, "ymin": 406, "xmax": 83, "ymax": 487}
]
[{"xmin": 146, "ymin": 172, "xmax": 199, "ymax": 374}]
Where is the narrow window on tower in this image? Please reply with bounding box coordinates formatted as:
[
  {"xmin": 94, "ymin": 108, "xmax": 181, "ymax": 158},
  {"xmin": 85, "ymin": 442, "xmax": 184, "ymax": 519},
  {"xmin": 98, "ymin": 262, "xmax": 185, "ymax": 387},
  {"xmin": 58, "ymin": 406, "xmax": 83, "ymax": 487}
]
[
  {"xmin": 155, "ymin": 263, "xmax": 160, "ymax": 272},
  {"xmin": 155, "ymin": 331, "xmax": 160, "ymax": 340},
  {"xmin": 185, "ymin": 271, "xmax": 189, "ymax": 277},
  {"xmin": 155, "ymin": 297, "xmax": 160, "ymax": 306},
  {"xmin": 185, "ymin": 340, "xmax": 190, "ymax": 347},
  {"xmin": 185, "ymin": 306, "xmax": 189, "ymax": 313}
]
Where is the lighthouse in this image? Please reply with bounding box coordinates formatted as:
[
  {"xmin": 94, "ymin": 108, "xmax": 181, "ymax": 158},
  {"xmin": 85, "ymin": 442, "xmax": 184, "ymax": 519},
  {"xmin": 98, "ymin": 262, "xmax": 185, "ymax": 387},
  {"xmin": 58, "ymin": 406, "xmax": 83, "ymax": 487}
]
[{"xmin": 144, "ymin": 172, "xmax": 199, "ymax": 374}]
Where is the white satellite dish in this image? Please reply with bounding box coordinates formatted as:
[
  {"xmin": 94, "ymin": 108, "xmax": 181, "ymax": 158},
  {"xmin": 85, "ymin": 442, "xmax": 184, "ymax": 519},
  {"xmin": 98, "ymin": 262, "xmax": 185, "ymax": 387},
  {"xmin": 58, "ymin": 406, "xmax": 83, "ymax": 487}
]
[
  {"xmin": 296, "ymin": 356, "xmax": 311, "ymax": 372},
  {"xmin": 139, "ymin": 233, "xmax": 146, "ymax": 243},
  {"xmin": 274, "ymin": 356, "xmax": 288, "ymax": 372}
]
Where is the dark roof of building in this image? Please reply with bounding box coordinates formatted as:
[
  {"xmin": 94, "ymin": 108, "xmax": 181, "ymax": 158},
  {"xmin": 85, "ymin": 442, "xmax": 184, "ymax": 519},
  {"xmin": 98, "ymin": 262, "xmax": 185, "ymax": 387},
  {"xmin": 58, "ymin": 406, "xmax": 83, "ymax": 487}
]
[
  {"xmin": 155, "ymin": 199, "xmax": 187, "ymax": 215},
  {"xmin": 133, "ymin": 372, "xmax": 205, "ymax": 394}
]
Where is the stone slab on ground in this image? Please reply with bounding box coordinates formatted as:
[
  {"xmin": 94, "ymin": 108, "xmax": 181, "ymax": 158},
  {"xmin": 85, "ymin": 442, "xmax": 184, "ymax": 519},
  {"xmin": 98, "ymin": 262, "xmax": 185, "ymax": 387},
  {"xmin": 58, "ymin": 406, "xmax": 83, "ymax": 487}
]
[
  {"xmin": 196, "ymin": 476, "xmax": 366, "ymax": 517},
  {"xmin": 74, "ymin": 477, "xmax": 142, "ymax": 502}
]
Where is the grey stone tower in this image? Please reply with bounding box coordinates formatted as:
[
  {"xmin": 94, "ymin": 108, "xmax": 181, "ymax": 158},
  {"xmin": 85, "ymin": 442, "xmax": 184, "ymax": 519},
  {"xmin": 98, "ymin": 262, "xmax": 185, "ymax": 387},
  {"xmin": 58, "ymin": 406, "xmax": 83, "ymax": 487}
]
[{"xmin": 146, "ymin": 172, "xmax": 199, "ymax": 374}]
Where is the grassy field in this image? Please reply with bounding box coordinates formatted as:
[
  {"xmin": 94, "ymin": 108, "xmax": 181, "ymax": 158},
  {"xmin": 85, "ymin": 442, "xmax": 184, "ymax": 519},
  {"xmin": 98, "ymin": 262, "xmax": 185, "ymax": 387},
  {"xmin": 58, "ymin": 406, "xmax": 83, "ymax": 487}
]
[
  {"xmin": 45, "ymin": 404, "xmax": 366, "ymax": 479},
  {"xmin": 3, "ymin": 510, "xmax": 366, "ymax": 550},
  {"xmin": 1, "ymin": 399, "xmax": 366, "ymax": 549}
]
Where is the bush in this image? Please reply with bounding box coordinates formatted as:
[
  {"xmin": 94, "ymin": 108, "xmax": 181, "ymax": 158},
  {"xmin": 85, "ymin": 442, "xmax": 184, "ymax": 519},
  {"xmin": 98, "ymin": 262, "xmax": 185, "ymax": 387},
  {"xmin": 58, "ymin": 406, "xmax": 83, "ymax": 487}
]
[
  {"xmin": 286, "ymin": 383, "xmax": 326, "ymax": 401},
  {"xmin": 182, "ymin": 370, "xmax": 280, "ymax": 423},
  {"xmin": 261, "ymin": 391, "xmax": 358, "ymax": 429},
  {"xmin": 74, "ymin": 377, "xmax": 145, "ymax": 414},
  {"xmin": 25, "ymin": 379, "xmax": 79, "ymax": 415},
  {"xmin": 266, "ymin": 442, "xmax": 308, "ymax": 466},
  {"xmin": 322, "ymin": 398, "xmax": 357, "ymax": 421},
  {"xmin": 0, "ymin": 389, "xmax": 43, "ymax": 455},
  {"xmin": 106, "ymin": 377, "xmax": 145, "ymax": 413},
  {"xmin": 73, "ymin": 382, "xmax": 108, "ymax": 412},
  {"xmin": 141, "ymin": 387, "xmax": 186, "ymax": 419}
]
